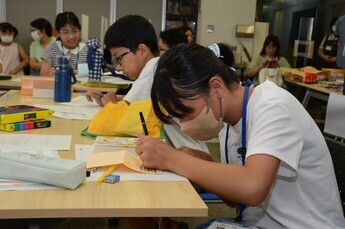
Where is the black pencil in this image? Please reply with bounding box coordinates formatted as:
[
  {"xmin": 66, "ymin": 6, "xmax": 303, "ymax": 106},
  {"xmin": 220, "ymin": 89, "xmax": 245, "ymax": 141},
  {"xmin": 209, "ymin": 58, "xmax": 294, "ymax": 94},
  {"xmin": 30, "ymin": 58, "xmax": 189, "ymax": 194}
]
[{"xmin": 139, "ymin": 112, "xmax": 149, "ymax": 135}]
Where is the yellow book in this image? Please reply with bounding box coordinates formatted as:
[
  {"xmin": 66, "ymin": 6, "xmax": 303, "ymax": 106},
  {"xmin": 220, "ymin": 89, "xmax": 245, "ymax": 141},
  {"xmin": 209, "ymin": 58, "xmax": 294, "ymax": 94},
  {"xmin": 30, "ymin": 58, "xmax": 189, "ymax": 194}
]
[{"xmin": 0, "ymin": 105, "xmax": 53, "ymax": 124}]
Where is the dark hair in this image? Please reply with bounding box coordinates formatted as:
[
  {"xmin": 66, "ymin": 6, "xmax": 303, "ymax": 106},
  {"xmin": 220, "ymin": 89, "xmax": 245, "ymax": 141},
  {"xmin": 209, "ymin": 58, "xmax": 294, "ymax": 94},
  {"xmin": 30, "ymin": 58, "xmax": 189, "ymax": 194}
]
[
  {"xmin": 0, "ymin": 22, "xmax": 18, "ymax": 38},
  {"xmin": 160, "ymin": 28, "xmax": 188, "ymax": 48},
  {"xmin": 55, "ymin": 12, "xmax": 81, "ymax": 31},
  {"xmin": 104, "ymin": 15, "xmax": 159, "ymax": 56},
  {"xmin": 151, "ymin": 43, "xmax": 239, "ymax": 123},
  {"xmin": 260, "ymin": 35, "xmax": 281, "ymax": 57},
  {"xmin": 30, "ymin": 18, "xmax": 53, "ymax": 37},
  {"xmin": 217, "ymin": 43, "xmax": 235, "ymax": 67},
  {"xmin": 330, "ymin": 17, "xmax": 339, "ymax": 29},
  {"xmin": 179, "ymin": 25, "xmax": 193, "ymax": 35}
]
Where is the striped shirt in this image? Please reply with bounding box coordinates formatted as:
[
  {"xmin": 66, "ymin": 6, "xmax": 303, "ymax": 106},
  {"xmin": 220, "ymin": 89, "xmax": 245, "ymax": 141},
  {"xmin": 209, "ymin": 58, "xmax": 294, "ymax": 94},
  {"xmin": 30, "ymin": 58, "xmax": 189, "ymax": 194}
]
[{"xmin": 41, "ymin": 40, "xmax": 88, "ymax": 70}]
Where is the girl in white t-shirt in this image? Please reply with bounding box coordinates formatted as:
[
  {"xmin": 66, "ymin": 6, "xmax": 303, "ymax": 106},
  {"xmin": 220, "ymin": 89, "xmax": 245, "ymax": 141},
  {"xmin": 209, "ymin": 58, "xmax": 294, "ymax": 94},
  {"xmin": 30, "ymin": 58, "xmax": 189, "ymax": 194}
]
[{"xmin": 136, "ymin": 43, "xmax": 345, "ymax": 228}]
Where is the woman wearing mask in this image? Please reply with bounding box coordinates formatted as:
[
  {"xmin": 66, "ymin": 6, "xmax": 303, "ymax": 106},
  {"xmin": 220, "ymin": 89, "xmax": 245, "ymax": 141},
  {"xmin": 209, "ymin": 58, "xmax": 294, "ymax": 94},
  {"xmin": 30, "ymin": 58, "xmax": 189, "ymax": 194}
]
[
  {"xmin": 318, "ymin": 17, "xmax": 339, "ymax": 69},
  {"xmin": 40, "ymin": 12, "xmax": 88, "ymax": 76},
  {"xmin": 0, "ymin": 22, "xmax": 29, "ymax": 75},
  {"xmin": 136, "ymin": 44, "xmax": 345, "ymax": 228},
  {"xmin": 29, "ymin": 18, "xmax": 56, "ymax": 75}
]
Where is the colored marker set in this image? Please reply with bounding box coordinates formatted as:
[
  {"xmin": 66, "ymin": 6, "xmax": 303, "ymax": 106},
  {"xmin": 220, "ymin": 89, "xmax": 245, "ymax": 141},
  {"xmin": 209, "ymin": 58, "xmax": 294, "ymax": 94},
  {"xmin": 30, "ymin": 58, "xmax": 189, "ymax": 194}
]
[
  {"xmin": 0, "ymin": 119, "xmax": 51, "ymax": 132},
  {"xmin": 0, "ymin": 105, "xmax": 53, "ymax": 132}
]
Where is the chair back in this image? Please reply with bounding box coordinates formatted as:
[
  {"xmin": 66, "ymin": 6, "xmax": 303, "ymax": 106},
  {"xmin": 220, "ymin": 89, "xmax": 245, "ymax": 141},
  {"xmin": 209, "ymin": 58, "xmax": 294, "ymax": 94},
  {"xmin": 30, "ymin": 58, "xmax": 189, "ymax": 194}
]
[
  {"xmin": 199, "ymin": 192, "xmax": 223, "ymax": 203},
  {"xmin": 325, "ymin": 136, "xmax": 345, "ymax": 215}
]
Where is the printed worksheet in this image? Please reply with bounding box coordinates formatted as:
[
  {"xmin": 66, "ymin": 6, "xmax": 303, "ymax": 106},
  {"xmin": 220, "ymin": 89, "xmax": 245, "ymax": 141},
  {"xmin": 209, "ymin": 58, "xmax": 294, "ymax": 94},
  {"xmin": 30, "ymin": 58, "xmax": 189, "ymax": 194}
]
[
  {"xmin": 86, "ymin": 150, "xmax": 160, "ymax": 174},
  {"xmin": 0, "ymin": 134, "xmax": 71, "ymax": 150}
]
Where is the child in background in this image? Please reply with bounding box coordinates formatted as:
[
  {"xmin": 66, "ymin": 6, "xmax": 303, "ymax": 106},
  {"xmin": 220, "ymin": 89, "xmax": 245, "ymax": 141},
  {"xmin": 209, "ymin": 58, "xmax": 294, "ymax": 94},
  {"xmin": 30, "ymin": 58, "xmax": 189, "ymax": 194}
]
[
  {"xmin": 0, "ymin": 22, "xmax": 29, "ymax": 75},
  {"xmin": 158, "ymin": 28, "xmax": 187, "ymax": 55},
  {"xmin": 179, "ymin": 25, "xmax": 194, "ymax": 44},
  {"xmin": 40, "ymin": 12, "xmax": 88, "ymax": 76},
  {"xmin": 29, "ymin": 18, "xmax": 56, "ymax": 75}
]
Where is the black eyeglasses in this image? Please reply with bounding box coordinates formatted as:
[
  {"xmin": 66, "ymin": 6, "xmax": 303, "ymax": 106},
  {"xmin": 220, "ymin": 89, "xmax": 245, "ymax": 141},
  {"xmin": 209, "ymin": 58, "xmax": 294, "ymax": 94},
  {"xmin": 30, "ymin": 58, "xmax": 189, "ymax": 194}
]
[{"xmin": 113, "ymin": 48, "xmax": 134, "ymax": 66}]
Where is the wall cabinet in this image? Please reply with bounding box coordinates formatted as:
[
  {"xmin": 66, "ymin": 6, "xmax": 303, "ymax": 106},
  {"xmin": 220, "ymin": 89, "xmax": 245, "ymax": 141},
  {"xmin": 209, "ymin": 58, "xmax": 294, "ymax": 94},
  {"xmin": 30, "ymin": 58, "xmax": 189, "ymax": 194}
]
[{"xmin": 165, "ymin": 0, "xmax": 198, "ymax": 39}]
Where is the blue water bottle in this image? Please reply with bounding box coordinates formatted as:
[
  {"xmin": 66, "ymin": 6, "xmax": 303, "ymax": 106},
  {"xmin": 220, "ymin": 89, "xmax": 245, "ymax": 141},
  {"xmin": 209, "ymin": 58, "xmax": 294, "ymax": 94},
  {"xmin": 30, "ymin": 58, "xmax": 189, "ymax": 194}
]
[{"xmin": 54, "ymin": 56, "xmax": 77, "ymax": 102}]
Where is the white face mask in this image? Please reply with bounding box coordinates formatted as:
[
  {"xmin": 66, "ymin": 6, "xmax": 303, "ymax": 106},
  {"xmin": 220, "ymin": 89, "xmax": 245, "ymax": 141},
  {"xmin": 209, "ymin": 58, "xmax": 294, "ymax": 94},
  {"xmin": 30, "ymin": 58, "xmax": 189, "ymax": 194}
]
[
  {"xmin": 31, "ymin": 30, "xmax": 42, "ymax": 41},
  {"xmin": 180, "ymin": 102, "xmax": 224, "ymax": 141},
  {"xmin": 332, "ymin": 25, "xmax": 336, "ymax": 33},
  {"xmin": 1, "ymin": 35, "xmax": 13, "ymax": 43}
]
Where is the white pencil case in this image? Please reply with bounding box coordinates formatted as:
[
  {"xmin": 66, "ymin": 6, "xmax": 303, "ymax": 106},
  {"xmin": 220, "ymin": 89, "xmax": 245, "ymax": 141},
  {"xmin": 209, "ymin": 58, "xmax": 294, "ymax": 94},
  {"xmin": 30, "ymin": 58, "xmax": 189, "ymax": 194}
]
[{"xmin": 0, "ymin": 151, "xmax": 86, "ymax": 190}]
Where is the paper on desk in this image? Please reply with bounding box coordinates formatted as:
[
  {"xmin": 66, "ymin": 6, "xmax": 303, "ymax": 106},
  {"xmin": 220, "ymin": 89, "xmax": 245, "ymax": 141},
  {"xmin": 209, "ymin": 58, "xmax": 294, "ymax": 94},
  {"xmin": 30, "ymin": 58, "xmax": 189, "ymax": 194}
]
[
  {"xmin": 102, "ymin": 76, "xmax": 133, "ymax": 84},
  {"xmin": 0, "ymin": 148, "xmax": 60, "ymax": 158},
  {"xmin": 53, "ymin": 111, "xmax": 95, "ymax": 120},
  {"xmin": 86, "ymin": 164, "xmax": 187, "ymax": 182},
  {"xmin": 86, "ymin": 150, "xmax": 160, "ymax": 174},
  {"xmin": 0, "ymin": 179, "xmax": 62, "ymax": 191},
  {"xmin": 60, "ymin": 95, "xmax": 102, "ymax": 107},
  {"xmin": 35, "ymin": 104, "xmax": 101, "ymax": 120},
  {"xmin": 0, "ymin": 134, "xmax": 71, "ymax": 150},
  {"xmin": 76, "ymin": 144, "xmax": 187, "ymax": 181},
  {"xmin": 75, "ymin": 144, "xmax": 95, "ymax": 161},
  {"xmin": 95, "ymin": 136, "xmax": 138, "ymax": 147}
]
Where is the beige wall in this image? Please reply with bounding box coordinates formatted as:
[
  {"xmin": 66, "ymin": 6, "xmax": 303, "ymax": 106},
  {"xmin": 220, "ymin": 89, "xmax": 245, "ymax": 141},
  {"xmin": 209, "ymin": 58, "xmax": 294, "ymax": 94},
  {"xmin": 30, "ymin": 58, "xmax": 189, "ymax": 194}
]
[
  {"xmin": 197, "ymin": 0, "xmax": 257, "ymax": 62},
  {"xmin": 116, "ymin": 0, "xmax": 163, "ymax": 37}
]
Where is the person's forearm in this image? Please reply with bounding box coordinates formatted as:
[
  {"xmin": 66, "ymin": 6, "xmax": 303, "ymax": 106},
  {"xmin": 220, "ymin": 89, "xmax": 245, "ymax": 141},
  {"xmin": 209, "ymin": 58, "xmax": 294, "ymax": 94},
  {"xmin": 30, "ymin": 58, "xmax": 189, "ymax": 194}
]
[
  {"xmin": 11, "ymin": 60, "xmax": 28, "ymax": 74},
  {"xmin": 246, "ymin": 65, "xmax": 262, "ymax": 78},
  {"xmin": 30, "ymin": 60, "xmax": 41, "ymax": 71}
]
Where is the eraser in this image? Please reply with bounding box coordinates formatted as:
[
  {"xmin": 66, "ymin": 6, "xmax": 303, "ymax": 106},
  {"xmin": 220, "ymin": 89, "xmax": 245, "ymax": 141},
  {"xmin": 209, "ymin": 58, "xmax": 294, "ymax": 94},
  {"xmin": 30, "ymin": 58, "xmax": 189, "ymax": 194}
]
[{"xmin": 104, "ymin": 174, "xmax": 120, "ymax": 184}]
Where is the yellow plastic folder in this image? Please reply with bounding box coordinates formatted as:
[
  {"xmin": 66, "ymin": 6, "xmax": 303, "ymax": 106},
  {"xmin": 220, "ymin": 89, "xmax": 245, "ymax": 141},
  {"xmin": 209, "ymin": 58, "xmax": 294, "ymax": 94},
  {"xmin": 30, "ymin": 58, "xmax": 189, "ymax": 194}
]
[
  {"xmin": 88, "ymin": 99, "xmax": 162, "ymax": 138},
  {"xmin": 86, "ymin": 150, "xmax": 161, "ymax": 174}
]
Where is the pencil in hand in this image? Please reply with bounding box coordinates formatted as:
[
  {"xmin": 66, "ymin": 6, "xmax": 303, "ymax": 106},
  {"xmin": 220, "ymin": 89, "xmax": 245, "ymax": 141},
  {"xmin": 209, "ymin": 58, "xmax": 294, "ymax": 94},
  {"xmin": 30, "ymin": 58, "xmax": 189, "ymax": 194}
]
[{"xmin": 139, "ymin": 111, "xmax": 149, "ymax": 135}]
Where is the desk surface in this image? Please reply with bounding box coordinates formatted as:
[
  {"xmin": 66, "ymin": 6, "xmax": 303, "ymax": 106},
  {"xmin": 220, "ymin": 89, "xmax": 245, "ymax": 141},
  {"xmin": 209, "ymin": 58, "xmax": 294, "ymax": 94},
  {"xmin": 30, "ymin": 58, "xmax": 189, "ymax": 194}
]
[
  {"xmin": 0, "ymin": 75, "xmax": 128, "ymax": 93},
  {"xmin": 284, "ymin": 78, "xmax": 342, "ymax": 95},
  {"xmin": 0, "ymin": 90, "xmax": 208, "ymax": 219}
]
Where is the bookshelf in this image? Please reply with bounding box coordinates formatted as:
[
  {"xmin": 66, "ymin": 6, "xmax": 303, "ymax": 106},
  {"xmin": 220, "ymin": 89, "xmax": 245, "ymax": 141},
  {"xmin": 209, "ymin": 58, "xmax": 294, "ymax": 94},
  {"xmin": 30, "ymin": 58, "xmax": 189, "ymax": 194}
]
[{"xmin": 165, "ymin": 0, "xmax": 198, "ymax": 40}]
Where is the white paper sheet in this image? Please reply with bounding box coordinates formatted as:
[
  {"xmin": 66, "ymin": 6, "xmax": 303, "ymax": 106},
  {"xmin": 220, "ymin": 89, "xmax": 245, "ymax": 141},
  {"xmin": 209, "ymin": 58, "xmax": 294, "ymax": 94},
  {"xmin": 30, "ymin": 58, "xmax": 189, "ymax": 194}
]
[
  {"xmin": 53, "ymin": 111, "xmax": 95, "ymax": 120},
  {"xmin": 35, "ymin": 104, "xmax": 101, "ymax": 114},
  {"xmin": 0, "ymin": 134, "xmax": 71, "ymax": 150},
  {"xmin": 35, "ymin": 104, "xmax": 101, "ymax": 120},
  {"xmin": 75, "ymin": 144, "xmax": 187, "ymax": 181},
  {"xmin": 60, "ymin": 96, "xmax": 101, "ymax": 107},
  {"xmin": 75, "ymin": 144, "xmax": 95, "ymax": 161},
  {"xmin": 86, "ymin": 164, "xmax": 187, "ymax": 182},
  {"xmin": 324, "ymin": 93, "xmax": 345, "ymax": 138},
  {"xmin": 0, "ymin": 179, "xmax": 62, "ymax": 191}
]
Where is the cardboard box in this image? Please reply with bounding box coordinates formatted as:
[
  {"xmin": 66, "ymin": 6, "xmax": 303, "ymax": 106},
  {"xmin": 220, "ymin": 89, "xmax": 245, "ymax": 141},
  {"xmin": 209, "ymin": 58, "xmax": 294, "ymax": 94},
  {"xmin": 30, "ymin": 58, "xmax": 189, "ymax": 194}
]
[{"xmin": 21, "ymin": 76, "xmax": 55, "ymax": 98}]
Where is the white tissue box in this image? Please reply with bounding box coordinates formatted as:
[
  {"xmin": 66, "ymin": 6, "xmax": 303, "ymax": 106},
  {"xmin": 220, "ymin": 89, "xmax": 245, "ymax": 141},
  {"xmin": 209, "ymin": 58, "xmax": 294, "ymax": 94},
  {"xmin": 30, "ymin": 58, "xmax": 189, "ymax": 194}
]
[{"xmin": 0, "ymin": 151, "xmax": 86, "ymax": 190}]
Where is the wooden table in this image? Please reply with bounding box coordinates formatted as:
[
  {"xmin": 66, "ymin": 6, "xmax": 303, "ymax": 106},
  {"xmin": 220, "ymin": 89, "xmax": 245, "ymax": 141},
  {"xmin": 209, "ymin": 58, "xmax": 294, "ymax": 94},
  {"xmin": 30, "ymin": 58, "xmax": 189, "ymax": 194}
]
[
  {"xmin": 0, "ymin": 75, "xmax": 130, "ymax": 93},
  {"xmin": 0, "ymin": 90, "xmax": 208, "ymax": 219},
  {"xmin": 284, "ymin": 78, "xmax": 342, "ymax": 108}
]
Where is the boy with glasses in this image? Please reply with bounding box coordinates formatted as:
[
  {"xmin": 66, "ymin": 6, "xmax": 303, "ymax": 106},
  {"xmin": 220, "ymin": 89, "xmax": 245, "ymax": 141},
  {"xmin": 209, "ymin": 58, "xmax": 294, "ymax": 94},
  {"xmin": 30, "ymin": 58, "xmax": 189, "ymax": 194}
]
[{"xmin": 86, "ymin": 16, "xmax": 210, "ymax": 228}]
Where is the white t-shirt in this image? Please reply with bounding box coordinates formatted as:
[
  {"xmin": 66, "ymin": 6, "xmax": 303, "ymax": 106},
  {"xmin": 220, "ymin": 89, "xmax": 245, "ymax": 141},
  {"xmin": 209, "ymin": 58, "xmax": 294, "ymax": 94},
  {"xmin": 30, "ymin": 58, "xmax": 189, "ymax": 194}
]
[
  {"xmin": 219, "ymin": 80, "xmax": 345, "ymax": 228},
  {"xmin": 123, "ymin": 57, "xmax": 209, "ymax": 152},
  {"xmin": 123, "ymin": 57, "xmax": 158, "ymax": 103}
]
